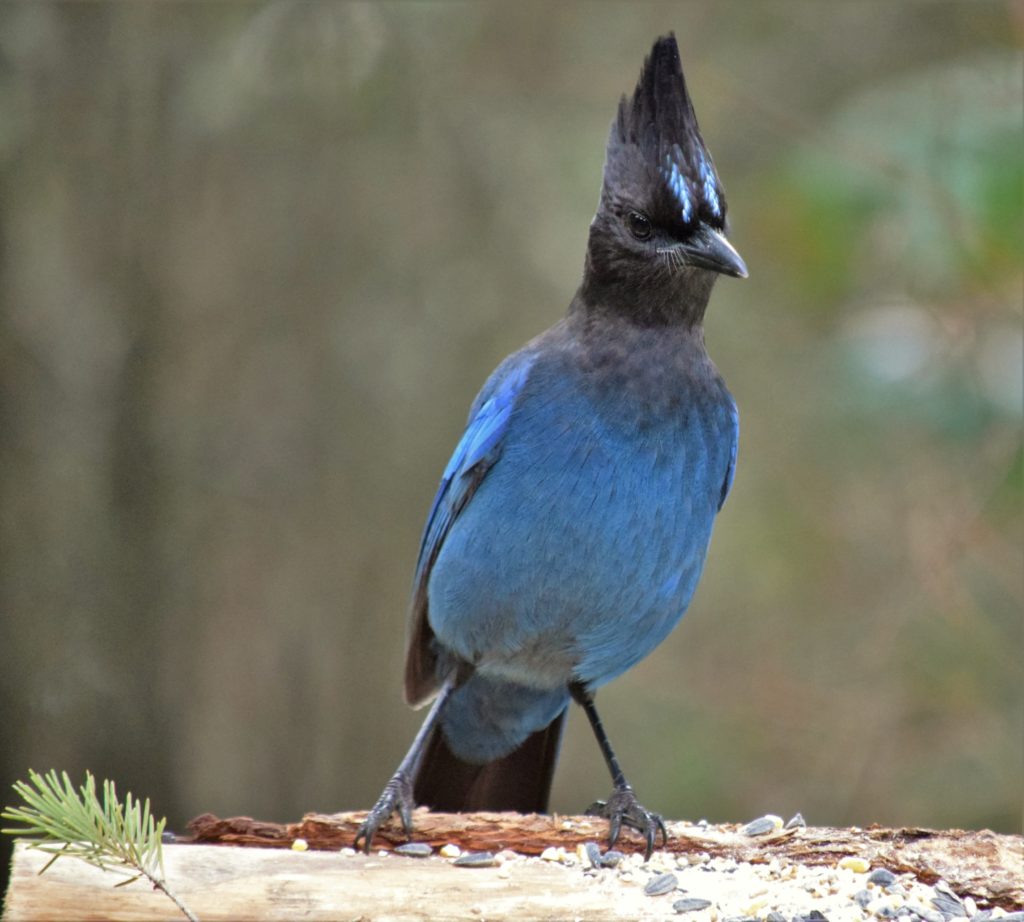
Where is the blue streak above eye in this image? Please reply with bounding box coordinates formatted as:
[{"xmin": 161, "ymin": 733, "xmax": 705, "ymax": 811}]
[
  {"xmin": 697, "ymin": 151, "xmax": 721, "ymax": 219},
  {"xmin": 662, "ymin": 156, "xmax": 693, "ymax": 223}
]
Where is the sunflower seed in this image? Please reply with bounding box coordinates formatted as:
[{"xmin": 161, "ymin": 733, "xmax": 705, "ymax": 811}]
[
  {"xmin": 742, "ymin": 815, "xmax": 782, "ymax": 837},
  {"xmin": 675, "ymin": 898, "xmax": 713, "ymax": 913},
  {"xmin": 601, "ymin": 849, "xmax": 625, "ymax": 868},
  {"xmin": 645, "ymin": 871, "xmax": 679, "ymax": 896},
  {"xmin": 453, "ymin": 851, "xmax": 499, "ymax": 868},
  {"xmin": 394, "ymin": 842, "xmax": 433, "ymax": 858}
]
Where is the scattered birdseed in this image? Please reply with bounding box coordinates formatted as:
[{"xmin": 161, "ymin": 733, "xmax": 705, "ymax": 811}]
[
  {"xmin": 601, "ymin": 849, "xmax": 625, "ymax": 868},
  {"xmin": 394, "ymin": 842, "xmax": 433, "ymax": 858},
  {"xmin": 338, "ymin": 824, "xmax": 997, "ymax": 922},
  {"xmin": 839, "ymin": 857, "xmax": 871, "ymax": 873},
  {"xmin": 338, "ymin": 846, "xmax": 356, "ymax": 856},
  {"xmin": 439, "ymin": 843, "xmax": 461, "ymax": 858},
  {"xmin": 291, "ymin": 838, "xmax": 308, "ymax": 852},
  {"xmin": 645, "ymin": 871, "xmax": 679, "ymax": 896},
  {"xmin": 454, "ymin": 851, "xmax": 500, "ymax": 868},
  {"xmin": 869, "ymin": 897, "xmax": 902, "ymax": 919},
  {"xmin": 675, "ymin": 898, "xmax": 714, "ymax": 913},
  {"xmin": 868, "ymin": 869, "xmax": 898, "ymax": 888},
  {"xmin": 580, "ymin": 841, "xmax": 603, "ymax": 869},
  {"xmin": 785, "ymin": 813, "xmax": 807, "ymax": 829},
  {"xmin": 932, "ymin": 892, "xmax": 967, "ymax": 920},
  {"xmin": 742, "ymin": 814, "xmax": 783, "ymax": 837},
  {"xmin": 744, "ymin": 896, "xmax": 769, "ymax": 916}
]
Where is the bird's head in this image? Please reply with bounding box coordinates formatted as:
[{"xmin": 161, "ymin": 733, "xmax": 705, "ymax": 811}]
[{"xmin": 582, "ymin": 34, "xmax": 746, "ymax": 323}]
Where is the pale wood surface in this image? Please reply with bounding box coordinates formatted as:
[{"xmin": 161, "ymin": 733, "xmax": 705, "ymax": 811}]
[{"xmin": 8, "ymin": 841, "xmax": 694, "ymax": 922}]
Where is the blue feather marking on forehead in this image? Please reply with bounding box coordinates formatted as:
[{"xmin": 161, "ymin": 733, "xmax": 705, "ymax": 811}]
[
  {"xmin": 661, "ymin": 153, "xmax": 693, "ymax": 223},
  {"xmin": 697, "ymin": 150, "xmax": 721, "ymax": 219}
]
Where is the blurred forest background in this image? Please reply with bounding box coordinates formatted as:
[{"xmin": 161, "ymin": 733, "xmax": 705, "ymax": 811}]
[{"xmin": 0, "ymin": 1, "xmax": 1020, "ymax": 890}]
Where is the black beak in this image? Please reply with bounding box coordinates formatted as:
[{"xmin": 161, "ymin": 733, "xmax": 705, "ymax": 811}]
[{"xmin": 673, "ymin": 224, "xmax": 748, "ymax": 279}]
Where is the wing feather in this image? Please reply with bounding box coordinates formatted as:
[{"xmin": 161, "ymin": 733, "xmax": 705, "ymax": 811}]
[{"xmin": 404, "ymin": 352, "xmax": 537, "ymax": 705}]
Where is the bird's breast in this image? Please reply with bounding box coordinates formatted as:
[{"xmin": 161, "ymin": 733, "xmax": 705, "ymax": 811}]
[{"xmin": 428, "ymin": 333, "xmax": 734, "ymax": 690}]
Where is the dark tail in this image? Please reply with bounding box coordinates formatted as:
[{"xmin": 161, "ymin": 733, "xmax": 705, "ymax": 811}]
[{"xmin": 413, "ymin": 708, "xmax": 568, "ymax": 813}]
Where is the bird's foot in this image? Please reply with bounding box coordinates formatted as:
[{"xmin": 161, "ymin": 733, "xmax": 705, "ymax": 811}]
[
  {"xmin": 353, "ymin": 771, "xmax": 415, "ymax": 853},
  {"xmin": 585, "ymin": 784, "xmax": 667, "ymax": 860}
]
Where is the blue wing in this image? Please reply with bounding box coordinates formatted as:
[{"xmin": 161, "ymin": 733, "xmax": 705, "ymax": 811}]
[
  {"xmin": 717, "ymin": 400, "xmax": 739, "ymax": 511},
  {"xmin": 404, "ymin": 351, "xmax": 537, "ymax": 704}
]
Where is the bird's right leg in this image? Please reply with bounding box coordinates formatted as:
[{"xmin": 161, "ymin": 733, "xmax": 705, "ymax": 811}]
[
  {"xmin": 354, "ymin": 681, "xmax": 452, "ymax": 853},
  {"xmin": 570, "ymin": 682, "xmax": 667, "ymax": 860}
]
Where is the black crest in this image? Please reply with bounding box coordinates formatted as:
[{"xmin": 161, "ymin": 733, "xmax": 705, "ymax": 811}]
[{"xmin": 614, "ymin": 34, "xmax": 726, "ymax": 228}]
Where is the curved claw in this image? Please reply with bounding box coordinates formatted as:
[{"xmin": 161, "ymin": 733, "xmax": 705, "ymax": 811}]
[
  {"xmin": 585, "ymin": 786, "xmax": 667, "ymax": 860},
  {"xmin": 353, "ymin": 771, "xmax": 416, "ymax": 854}
]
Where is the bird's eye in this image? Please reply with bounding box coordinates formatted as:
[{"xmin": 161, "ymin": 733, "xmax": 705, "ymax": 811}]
[{"xmin": 626, "ymin": 211, "xmax": 652, "ymax": 241}]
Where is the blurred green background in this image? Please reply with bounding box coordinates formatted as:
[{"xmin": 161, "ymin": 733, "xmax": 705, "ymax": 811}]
[{"xmin": 0, "ymin": 0, "xmax": 1020, "ymax": 887}]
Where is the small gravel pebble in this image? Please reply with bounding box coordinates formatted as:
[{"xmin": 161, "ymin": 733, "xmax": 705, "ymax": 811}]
[
  {"xmin": 453, "ymin": 851, "xmax": 499, "ymax": 868},
  {"xmin": 868, "ymin": 869, "xmax": 898, "ymax": 887},
  {"xmin": 854, "ymin": 890, "xmax": 873, "ymax": 908},
  {"xmin": 645, "ymin": 871, "xmax": 679, "ymax": 896},
  {"xmin": 580, "ymin": 841, "xmax": 603, "ymax": 869},
  {"xmin": 675, "ymin": 898, "xmax": 714, "ymax": 913},
  {"xmin": 394, "ymin": 842, "xmax": 433, "ymax": 858},
  {"xmin": 766, "ymin": 913, "xmax": 787, "ymax": 922},
  {"xmin": 742, "ymin": 814, "xmax": 783, "ymax": 836}
]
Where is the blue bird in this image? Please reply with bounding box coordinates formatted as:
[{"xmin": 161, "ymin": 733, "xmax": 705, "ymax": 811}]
[{"xmin": 355, "ymin": 33, "xmax": 747, "ymax": 858}]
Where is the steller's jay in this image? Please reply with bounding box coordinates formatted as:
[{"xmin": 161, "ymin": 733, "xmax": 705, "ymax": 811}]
[{"xmin": 355, "ymin": 33, "xmax": 747, "ymax": 858}]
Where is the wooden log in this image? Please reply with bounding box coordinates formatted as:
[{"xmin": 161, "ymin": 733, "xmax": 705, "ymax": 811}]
[
  {"xmin": 186, "ymin": 810, "xmax": 1024, "ymax": 907},
  {"xmin": 3, "ymin": 813, "xmax": 1021, "ymax": 921}
]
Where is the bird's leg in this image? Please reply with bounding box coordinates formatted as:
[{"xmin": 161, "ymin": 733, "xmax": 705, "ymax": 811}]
[
  {"xmin": 570, "ymin": 682, "xmax": 667, "ymax": 860},
  {"xmin": 354, "ymin": 682, "xmax": 452, "ymax": 853}
]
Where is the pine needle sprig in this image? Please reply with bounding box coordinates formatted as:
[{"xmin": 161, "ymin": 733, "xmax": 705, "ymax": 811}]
[{"xmin": 2, "ymin": 769, "xmax": 198, "ymax": 922}]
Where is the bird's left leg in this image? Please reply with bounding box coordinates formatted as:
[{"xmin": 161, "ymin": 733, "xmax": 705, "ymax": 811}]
[
  {"xmin": 354, "ymin": 681, "xmax": 452, "ymax": 853},
  {"xmin": 570, "ymin": 682, "xmax": 667, "ymax": 860}
]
